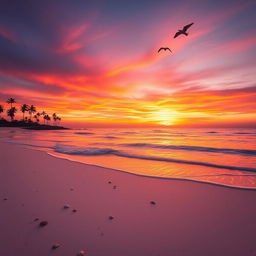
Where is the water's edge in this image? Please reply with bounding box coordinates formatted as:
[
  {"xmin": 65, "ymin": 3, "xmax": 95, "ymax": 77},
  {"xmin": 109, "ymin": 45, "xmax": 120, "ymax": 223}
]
[{"xmin": 3, "ymin": 141, "xmax": 256, "ymax": 191}]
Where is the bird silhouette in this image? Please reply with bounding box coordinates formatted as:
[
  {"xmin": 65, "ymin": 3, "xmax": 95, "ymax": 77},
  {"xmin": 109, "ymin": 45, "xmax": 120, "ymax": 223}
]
[
  {"xmin": 174, "ymin": 23, "xmax": 194, "ymax": 38},
  {"xmin": 158, "ymin": 47, "xmax": 172, "ymax": 53}
]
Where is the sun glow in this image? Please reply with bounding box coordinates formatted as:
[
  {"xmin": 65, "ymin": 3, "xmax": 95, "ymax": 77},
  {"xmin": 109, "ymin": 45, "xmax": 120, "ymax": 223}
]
[{"xmin": 149, "ymin": 108, "xmax": 177, "ymax": 126}]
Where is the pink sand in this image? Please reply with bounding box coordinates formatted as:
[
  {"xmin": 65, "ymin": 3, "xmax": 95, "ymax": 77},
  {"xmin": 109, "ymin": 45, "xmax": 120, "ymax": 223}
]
[{"xmin": 1, "ymin": 142, "xmax": 256, "ymax": 256}]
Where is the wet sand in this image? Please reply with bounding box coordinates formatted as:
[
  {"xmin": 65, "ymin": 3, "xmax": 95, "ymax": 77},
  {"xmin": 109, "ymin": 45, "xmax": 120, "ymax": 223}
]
[{"xmin": 1, "ymin": 142, "xmax": 256, "ymax": 256}]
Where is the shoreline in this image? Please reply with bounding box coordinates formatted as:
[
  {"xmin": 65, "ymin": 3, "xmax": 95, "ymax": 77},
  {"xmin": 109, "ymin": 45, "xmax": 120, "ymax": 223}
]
[
  {"xmin": 1, "ymin": 140, "xmax": 256, "ymax": 191},
  {"xmin": 1, "ymin": 142, "xmax": 256, "ymax": 255},
  {"xmin": 48, "ymin": 151, "xmax": 256, "ymax": 191}
]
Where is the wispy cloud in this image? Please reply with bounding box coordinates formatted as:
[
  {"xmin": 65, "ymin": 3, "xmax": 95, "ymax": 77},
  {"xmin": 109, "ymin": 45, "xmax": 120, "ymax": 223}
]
[{"xmin": 0, "ymin": 0, "xmax": 255, "ymax": 127}]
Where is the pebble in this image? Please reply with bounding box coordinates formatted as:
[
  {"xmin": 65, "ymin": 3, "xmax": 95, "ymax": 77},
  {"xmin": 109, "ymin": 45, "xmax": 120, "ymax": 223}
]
[
  {"xmin": 63, "ymin": 204, "xmax": 70, "ymax": 209},
  {"xmin": 108, "ymin": 181, "xmax": 112, "ymax": 184},
  {"xmin": 150, "ymin": 201, "xmax": 156, "ymax": 205},
  {"xmin": 72, "ymin": 209, "xmax": 77, "ymax": 213},
  {"xmin": 113, "ymin": 185, "xmax": 117, "ymax": 189},
  {"xmin": 108, "ymin": 216, "xmax": 114, "ymax": 220},
  {"xmin": 3, "ymin": 198, "xmax": 7, "ymax": 201},
  {"xmin": 39, "ymin": 221, "xmax": 48, "ymax": 227},
  {"xmin": 34, "ymin": 218, "xmax": 39, "ymax": 222},
  {"xmin": 52, "ymin": 243, "xmax": 61, "ymax": 250}
]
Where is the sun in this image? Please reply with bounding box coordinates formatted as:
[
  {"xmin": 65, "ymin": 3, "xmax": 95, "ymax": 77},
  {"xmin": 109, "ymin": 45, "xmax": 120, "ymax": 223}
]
[{"xmin": 148, "ymin": 108, "xmax": 177, "ymax": 126}]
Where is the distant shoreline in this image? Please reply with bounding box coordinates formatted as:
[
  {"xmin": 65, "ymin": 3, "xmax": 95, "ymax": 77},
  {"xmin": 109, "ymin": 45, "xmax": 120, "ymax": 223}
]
[{"xmin": 0, "ymin": 119, "xmax": 68, "ymax": 130}]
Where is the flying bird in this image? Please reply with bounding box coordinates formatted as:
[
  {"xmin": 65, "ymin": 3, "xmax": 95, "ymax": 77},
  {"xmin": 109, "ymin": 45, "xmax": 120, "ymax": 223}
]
[
  {"xmin": 158, "ymin": 47, "xmax": 172, "ymax": 53},
  {"xmin": 174, "ymin": 23, "xmax": 194, "ymax": 38}
]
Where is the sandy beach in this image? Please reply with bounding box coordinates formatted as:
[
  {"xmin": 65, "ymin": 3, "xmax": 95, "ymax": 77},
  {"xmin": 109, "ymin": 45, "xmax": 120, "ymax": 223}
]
[{"xmin": 1, "ymin": 142, "xmax": 256, "ymax": 256}]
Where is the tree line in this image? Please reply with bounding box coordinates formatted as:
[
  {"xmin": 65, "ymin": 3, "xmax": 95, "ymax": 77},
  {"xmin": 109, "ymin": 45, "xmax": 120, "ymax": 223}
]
[{"xmin": 0, "ymin": 98, "xmax": 61, "ymax": 125}]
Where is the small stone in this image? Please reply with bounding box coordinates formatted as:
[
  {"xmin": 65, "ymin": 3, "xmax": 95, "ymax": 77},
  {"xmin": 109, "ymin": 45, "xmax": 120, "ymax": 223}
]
[
  {"xmin": 34, "ymin": 218, "xmax": 39, "ymax": 222},
  {"xmin": 39, "ymin": 221, "xmax": 48, "ymax": 227},
  {"xmin": 108, "ymin": 181, "xmax": 112, "ymax": 184},
  {"xmin": 113, "ymin": 185, "xmax": 117, "ymax": 189},
  {"xmin": 150, "ymin": 201, "xmax": 156, "ymax": 205},
  {"xmin": 52, "ymin": 243, "xmax": 61, "ymax": 250},
  {"xmin": 77, "ymin": 250, "xmax": 86, "ymax": 255},
  {"xmin": 108, "ymin": 216, "xmax": 114, "ymax": 220},
  {"xmin": 70, "ymin": 188, "xmax": 74, "ymax": 191},
  {"xmin": 63, "ymin": 204, "xmax": 70, "ymax": 209},
  {"xmin": 72, "ymin": 209, "xmax": 77, "ymax": 213},
  {"xmin": 3, "ymin": 198, "xmax": 7, "ymax": 201}
]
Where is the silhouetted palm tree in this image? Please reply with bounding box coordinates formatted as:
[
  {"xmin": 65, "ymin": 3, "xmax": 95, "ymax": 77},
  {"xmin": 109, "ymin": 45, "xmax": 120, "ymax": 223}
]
[
  {"xmin": 46, "ymin": 115, "xmax": 51, "ymax": 125},
  {"xmin": 28, "ymin": 105, "xmax": 36, "ymax": 120},
  {"xmin": 43, "ymin": 114, "xmax": 50, "ymax": 125},
  {"xmin": 7, "ymin": 107, "xmax": 17, "ymax": 121},
  {"xmin": 33, "ymin": 115, "xmax": 39, "ymax": 123},
  {"xmin": 35, "ymin": 112, "xmax": 41, "ymax": 123},
  {"xmin": 20, "ymin": 104, "xmax": 29, "ymax": 121},
  {"xmin": 7, "ymin": 98, "xmax": 16, "ymax": 108},
  {"xmin": 52, "ymin": 113, "xmax": 57, "ymax": 124},
  {"xmin": 0, "ymin": 105, "xmax": 4, "ymax": 119},
  {"xmin": 57, "ymin": 117, "xmax": 61, "ymax": 125},
  {"xmin": 42, "ymin": 112, "xmax": 47, "ymax": 124}
]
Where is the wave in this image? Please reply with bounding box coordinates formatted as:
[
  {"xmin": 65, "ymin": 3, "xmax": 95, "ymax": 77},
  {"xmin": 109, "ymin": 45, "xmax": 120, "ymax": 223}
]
[
  {"xmin": 74, "ymin": 132, "xmax": 94, "ymax": 135},
  {"xmin": 55, "ymin": 144, "xmax": 118, "ymax": 156},
  {"xmin": 102, "ymin": 136, "xmax": 119, "ymax": 139},
  {"xmin": 54, "ymin": 144, "xmax": 256, "ymax": 173},
  {"xmin": 233, "ymin": 132, "xmax": 256, "ymax": 135},
  {"xmin": 121, "ymin": 143, "xmax": 256, "ymax": 156}
]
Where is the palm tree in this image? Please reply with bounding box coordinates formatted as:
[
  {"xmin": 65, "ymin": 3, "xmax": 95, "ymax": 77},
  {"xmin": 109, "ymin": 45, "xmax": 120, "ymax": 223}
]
[
  {"xmin": 36, "ymin": 112, "xmax": 41, "ymax": 123},
  {"xmin": 46, "ymin": 115, "xmax": 51, "ymax": 125},
  {"xmin": 33, "ymin": 115, "xmax": 39, "ymax": 123},
  {"xmin": 20, "ymin": 104, "xmax": 29, "ymax": 121},
  {"xmin": 43, "ymin": 114, "xmax": 49, "ymax": 125},
  {"xmin": 6, "ymin": 98, "xmax": 16, "ymax": 108},
  {"xmin": 7, "ymin": 107, "xmax": 17, "ymax": 121},
  {"xmin": 0, "ymin": 105, "xmax": 4, "ymax": 119},
  {"xmin": 43, "ymin": 114, "xmax": 51, "ymax": 125},
  {"xmin": 52, "ymin": 113, "xmax": 57, "ymax": 124},
  {"xmin": 56, "ymin": 117, "xmax": 61, "ymax": 126},
  {"xmin": 28, "ymin": 105, "xmax": 36, "ymax": 120},
  {"xmin": 42, "ymin": 112, "xmax": 47, "ymax": 124}
]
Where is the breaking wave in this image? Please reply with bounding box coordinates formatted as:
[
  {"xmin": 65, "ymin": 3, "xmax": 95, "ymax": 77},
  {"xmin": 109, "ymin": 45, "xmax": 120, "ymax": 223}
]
[
  {"xmin": 54, "ymin": 144, "xmax": 256, "ymax": 173},
  {"xmin": 121, "ymin": 143, "xmax": 256, "ymax": 156}
]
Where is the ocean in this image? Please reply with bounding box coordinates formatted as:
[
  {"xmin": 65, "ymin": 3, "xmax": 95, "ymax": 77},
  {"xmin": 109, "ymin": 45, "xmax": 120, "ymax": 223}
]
[{"xmin": 1, "ymin": 127, "xmax": 256, "ymax": 189}]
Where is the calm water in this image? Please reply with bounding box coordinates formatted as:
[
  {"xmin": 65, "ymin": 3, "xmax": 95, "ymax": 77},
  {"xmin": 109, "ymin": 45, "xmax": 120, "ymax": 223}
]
[{"xmin": 1, "ymin": 127, "xmax": 256, "ymax": 189}]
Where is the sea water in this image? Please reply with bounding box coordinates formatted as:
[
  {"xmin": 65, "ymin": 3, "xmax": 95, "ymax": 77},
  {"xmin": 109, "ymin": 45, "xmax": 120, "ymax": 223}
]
[{"xmin": 1, "ymin": 127, "xmax": 255, "ymax": 189}]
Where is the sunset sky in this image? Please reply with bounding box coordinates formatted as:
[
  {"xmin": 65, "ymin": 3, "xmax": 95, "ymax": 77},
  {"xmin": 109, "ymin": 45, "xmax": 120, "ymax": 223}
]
[{"xmin": 0, "ymin": 0, "xmax": 255, "ymax": 127}]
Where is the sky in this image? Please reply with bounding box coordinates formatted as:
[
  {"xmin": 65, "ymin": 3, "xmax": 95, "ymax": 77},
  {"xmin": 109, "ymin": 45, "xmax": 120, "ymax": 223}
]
[{"xmin": 0, "ymin": 0, "xmax": 255, "ymax": 128}]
